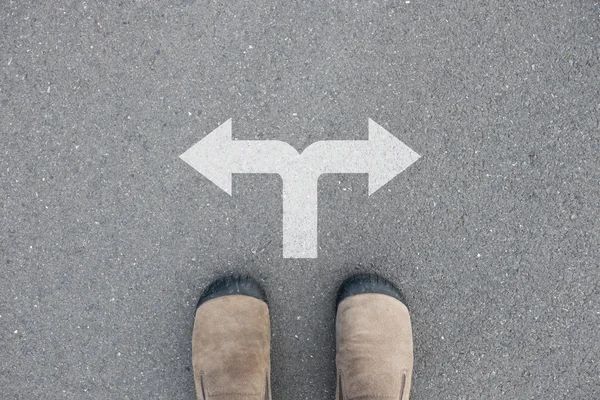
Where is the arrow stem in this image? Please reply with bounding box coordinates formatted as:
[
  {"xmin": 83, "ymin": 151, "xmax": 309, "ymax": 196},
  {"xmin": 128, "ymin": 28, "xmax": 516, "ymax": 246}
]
[{"xmin": 281, "ymin": 171, "xmax": 320, "ymax": 258}]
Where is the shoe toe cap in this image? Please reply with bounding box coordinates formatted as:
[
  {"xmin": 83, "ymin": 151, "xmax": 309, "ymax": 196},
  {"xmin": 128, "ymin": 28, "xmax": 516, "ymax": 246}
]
[
  {"xmin": 337, "ymin": 274, "xmax": 407, "ymax": 308},
  {"xmin": 197, "ymin": 275, "xmax": 267, "ymax": 309}
]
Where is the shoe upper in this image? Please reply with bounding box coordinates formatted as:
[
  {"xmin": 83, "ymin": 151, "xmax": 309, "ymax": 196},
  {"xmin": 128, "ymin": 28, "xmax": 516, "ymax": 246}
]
[
  {"xmin": 336, "ymin": 293, "xmax": 413, "ymax": 400},
  {"xmin": 192, "ymin": 295, "xmax": 271, "ymax": 400}
]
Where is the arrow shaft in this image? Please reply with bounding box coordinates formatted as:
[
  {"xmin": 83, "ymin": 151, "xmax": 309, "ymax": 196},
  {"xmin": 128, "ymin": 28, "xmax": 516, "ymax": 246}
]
[
  {"xmin": 228, "ymin": 141, "xmax": 372, "ymax": 258},
  {"xmin": 228, "ymin": 140, "xmax": 377, "ymax": 258},
  {"xmin": 228, "ymin": 141, "xmax": 299, "ymax": 174},
  {"xmin": 301, "ymin": 141, "xmax": 370, "ymax": 174},
  {"xmin": 228, "ymin": 140, "xmax": 372, "ymax": 175}
]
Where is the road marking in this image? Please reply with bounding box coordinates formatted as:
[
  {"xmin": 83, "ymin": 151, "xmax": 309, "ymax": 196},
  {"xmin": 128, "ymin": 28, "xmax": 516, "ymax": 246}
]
[{"xmin": 180, "ymin": 118, "xmax": 421, "ymax": 258}]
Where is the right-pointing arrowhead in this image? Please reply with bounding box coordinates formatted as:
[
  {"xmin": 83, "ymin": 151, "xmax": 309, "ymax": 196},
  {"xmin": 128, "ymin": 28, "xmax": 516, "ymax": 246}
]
[
  {"xmin": 180, "ymin": 119, "xmax": 233, "ymax": 195},
  {"xmin": 368, "ymin": 119, "xmax": 421, "ymax": 195}
]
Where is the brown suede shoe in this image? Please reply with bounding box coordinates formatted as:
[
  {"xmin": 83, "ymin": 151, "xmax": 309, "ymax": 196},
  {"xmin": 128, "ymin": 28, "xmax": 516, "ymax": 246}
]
[
  {"xmin": 336, "ymin": 274, "xmax": 414, "ymax": 400},
  {"xmin": 192, "ymin": 276, "xmax": 271, "ymax": 400}
]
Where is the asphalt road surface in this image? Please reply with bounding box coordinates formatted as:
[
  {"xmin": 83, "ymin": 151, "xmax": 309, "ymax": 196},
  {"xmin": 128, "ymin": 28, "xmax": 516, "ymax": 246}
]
[{"xmin": 2, "ymin": 1, "xmax": 599, "ymax": 399}]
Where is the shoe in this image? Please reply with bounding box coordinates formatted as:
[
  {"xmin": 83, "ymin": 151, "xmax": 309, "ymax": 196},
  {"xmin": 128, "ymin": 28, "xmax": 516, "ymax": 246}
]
[
  {"xmin": 192, "ymin": 276, "xmax": 271, "ymax": 400},
  {"xmin": 336, "ymin": 274, "xmax": 413, "ymax": 400}
]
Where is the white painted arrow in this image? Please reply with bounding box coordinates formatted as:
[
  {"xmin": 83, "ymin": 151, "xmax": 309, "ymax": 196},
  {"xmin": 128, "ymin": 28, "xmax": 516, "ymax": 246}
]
[{"xmin": 180, "ymin": 118, "xmax": 421, "ymax": 258}]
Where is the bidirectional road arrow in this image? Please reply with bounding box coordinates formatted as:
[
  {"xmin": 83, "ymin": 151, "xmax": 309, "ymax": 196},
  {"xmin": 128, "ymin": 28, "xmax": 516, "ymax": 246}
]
[{"xmin": 180, "ymin": 118, "xmax": 421, "ymax": 258}]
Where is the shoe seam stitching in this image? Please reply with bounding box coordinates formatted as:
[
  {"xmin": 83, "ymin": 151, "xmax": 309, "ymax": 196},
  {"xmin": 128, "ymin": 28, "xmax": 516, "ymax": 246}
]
[{"xmin": 200, "ymin": 369, "xmax": 268, "ymax": 398}]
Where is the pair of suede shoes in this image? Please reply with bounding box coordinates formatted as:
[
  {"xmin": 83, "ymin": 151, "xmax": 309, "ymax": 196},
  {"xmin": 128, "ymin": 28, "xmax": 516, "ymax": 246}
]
[{"xmin": 192, "ymin": 274, "xmax": 413, "ymax": 400}]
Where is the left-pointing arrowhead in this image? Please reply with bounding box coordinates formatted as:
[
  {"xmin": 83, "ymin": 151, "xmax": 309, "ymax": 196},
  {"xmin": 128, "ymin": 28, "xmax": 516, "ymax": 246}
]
[
  {"xmin": 368, "ymin": 118, "xmax": 421, "ymax": 195},
  {"xmin": 180, "ymin": 119, "xmax": 233, "ymax": 195}
]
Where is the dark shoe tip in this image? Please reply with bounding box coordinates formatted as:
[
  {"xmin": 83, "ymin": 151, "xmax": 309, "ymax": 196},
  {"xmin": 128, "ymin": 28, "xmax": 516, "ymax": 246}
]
[
  {"xmin": 336, "ymin": 273, "xmax": 407, "ymax": 308},
  {"xmin": 197, "ymin": 275, "xmax": 267, "ymax": 309}
]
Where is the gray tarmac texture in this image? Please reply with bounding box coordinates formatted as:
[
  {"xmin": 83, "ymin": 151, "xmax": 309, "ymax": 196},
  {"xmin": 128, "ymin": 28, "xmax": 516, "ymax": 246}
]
[{"xmin": 1, "ymin": 1, "xmax": 599, "ymax": 399}]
